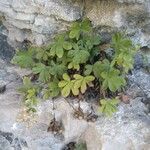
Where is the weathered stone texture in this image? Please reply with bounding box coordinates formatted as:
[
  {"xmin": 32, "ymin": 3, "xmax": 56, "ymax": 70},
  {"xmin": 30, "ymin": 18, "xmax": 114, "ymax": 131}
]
[{"xmin": 0, "ymin": 0, "xmax": 150, "ymax": 47}]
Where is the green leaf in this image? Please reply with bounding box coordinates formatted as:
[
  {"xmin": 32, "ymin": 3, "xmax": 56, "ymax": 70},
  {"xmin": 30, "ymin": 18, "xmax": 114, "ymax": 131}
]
[
  {"xmin": 56, "ymin": 45, "xmax": 64, "ymax": 58},
  {"xmin": 63, "ymin": 41, "xmax": 72, "ymax": 50},
  {"xmin": 18, "ymin": 77, "xmax": 38, "ymax": 94},
  {"xmin": 63, "ymin": 73, "xmax": 70, "ymax": 81},
  {"xmin": 99, "ymin": 98, "xmax": 120, "ymax": 117},
  {"xmin": 32, "ymin": 63, "xmax": 51, "ymax": 82},
  {"xmin": 61, "ymin": 83, "xmax": 72, "ymax": 97},
  {"xmin": 112, "ymin": 32, "xmax": 138, "ymax": 72},
  {"xmin": 12, "ymin": 49, "xmax": 35, "ymax": 68},
  {"xmin": 68, "ymin": 49, "xmax": 90, "ymax": 70},
  {"xmin": 73, "ymin": 74, "xmax": 95, "ymax": 94},
  {"xmin": 58, "ymin": 73, "xmax": 73, "ymax": 97},
  {"xmin": 50, "ymin": 34, "xmax": 72, "ymax": 58},
  {"xmin": 69, "ymin": 19, "xmax": 92, "ymax": 40},
  {"xmin": 84, "ymin": 65, "xmax": 93, "ymax": 75},
  {"xmin": 69, "ymin": 22, "xmax": 80, "ymax": 40},
  {"xmin": 75, "ymin": 142, "xmax": 87, "ymax": 150},
  {"xmin": 36, "ymin": 47, "xmax": 49, "ymax": 61},
  {"xmin": 43, "ymin": 81, "xmax": 60, "ymax": 98},
  {"xmin": 81, "ymin": 18, "xmax": 91, "ymax": 33},
  {"xmin": 93, "ymin": 59, "xmax": 110, "ymax": 78},
  {"xmin": 50, "ymin": 61, "xmax": 67, "ymax": 78},
  {"xmin": 101, "ymin": 68, "xmax": 126, "ymax": 92}
]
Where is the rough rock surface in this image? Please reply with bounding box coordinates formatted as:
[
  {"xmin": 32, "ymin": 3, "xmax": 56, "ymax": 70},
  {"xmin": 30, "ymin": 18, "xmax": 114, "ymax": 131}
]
[
  {"xmin": 0, "ymin": 0, "xmax": 150, "ymax": 150},
  {"xmin": 0, "ymin": 0, "xmax": 150, "ymax": 47},
  {"xmin": 0, "ymin": 0, "xmax": 82, "ymax": 46},
  {"xmin": 85, "ymin": 0, "xmax": 150, "ymax": 47}
]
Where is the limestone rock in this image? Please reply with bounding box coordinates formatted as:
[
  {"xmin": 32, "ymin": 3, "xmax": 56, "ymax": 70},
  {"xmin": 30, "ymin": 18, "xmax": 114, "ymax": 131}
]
[{"xmin": 0, "ymin": 0, "xmax": 82, "ymax": 45}]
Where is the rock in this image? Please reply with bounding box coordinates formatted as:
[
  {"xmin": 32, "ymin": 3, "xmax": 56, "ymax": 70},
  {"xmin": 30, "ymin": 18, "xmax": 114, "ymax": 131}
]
[
  {"xmin": 0, "ymin": 83, "xmax": 6, "ymax": 93},
  {"xmin": 0, "ymin": 0, "xmax": 150, "ymax": 49},
  {"xmin": 0, "ymin": 0, "xmax": 82, "ymax": 46},
  {"xmin": 0, "ymin": 23, "xmax": 14, "ymax": 61},
  {"xmin": 0, "ymin": 130, "xmax": 28, "ymax": 150},
  {"xmin": 134, "ymin": 53, "xmax": 144, "ymax": 69}
]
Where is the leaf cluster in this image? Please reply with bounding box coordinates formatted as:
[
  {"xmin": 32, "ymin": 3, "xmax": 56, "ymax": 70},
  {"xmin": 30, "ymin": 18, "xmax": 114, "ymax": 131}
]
[{"xmin": 12, "ymin": 18, "xmax": 138, "ymax": 116}]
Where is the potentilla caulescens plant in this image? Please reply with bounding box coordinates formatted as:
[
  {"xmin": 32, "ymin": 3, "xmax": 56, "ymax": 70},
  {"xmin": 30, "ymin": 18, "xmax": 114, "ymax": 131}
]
[{"xmin": 12, "ymin": 18, "xmax": 139, "ymax": 116}]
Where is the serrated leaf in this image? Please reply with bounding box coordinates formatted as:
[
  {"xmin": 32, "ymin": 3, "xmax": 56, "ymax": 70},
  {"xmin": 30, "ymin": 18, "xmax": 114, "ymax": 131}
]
[
  {"xmin": 61, "ymin": 83, "xmax": 72, "ymax": 97},
  {"xmin": 69, "ymin": 22, "xmax": 80, "ymax": 40},
  {"xmin": 63, "ymin": 73, "xmax": 70, "ymax": 81},
  {"xmin": 101, "ymin": 67, "xmax": 126, "ymax": 92},
  {"xmin": 81, "ymin": 80, "xmax": 87, "ymax": 93},
  {"xmin": 43, "ymin": 81, "xmax": 60, "ymax": 98},
  {"xmin": 73, "ymin": 74, "xmax": 95, "ymax": 94},
  {"xmin": 63, "ymin": 41, "xmax": 72, "ymax": 50},
  {"xmin": 12, "ymin": 50, "xmax": 35, "ymax": 68},
  {"xmin": 56, "ymin": 46, "xmax": 64, "ymax": 58},
  {"xmin": 74, "ymin": 74, "xmax": 82, "ymax": 79},
  {"xmin": 81, "ymin": 18, "xmax": 91, "ymax": 32},
  {"xmin": 32, "ymin": 63, "xmax": 51, "ymax": 82},
  {"xmin": 93, "ymin": 59, "xmax": 110, "ymax": 78},
  {"xmin": 99, "ymin": 98, "xmax": 119, "ymax": 117},
  {"xmin": 84, "ymin": 65, "xmax": 93, "ymax": 75},
  {"xmin": 18, "ymin": 77, "xmax": 38, "ymax": 94},
  {"xmin": 58, "ymin": 81, "xmax": 68, "ymax": 88}
]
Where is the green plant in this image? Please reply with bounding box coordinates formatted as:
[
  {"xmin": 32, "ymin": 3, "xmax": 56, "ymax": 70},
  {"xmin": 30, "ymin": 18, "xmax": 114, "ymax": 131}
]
[
  {"xmin": 58, "ymin": 73, "xmax": 95, "ymax": 97},
  {"xmin": 18, "ymin": 77, "xmax": 39, "ymax": 112},
  {"xmin": 111, "ymin": 33, "xmax": 139, "ymax": 72},
  {"xmin": 12, "ymin": 18, "xmax": 138, "ymax": 116},
  {"xmin": 75, "ymin": 142, "xmax": 87, "ymax": 150},
  {"xmin": 99, "ymin": 98, "xmax": 119, "ymax": 117}
]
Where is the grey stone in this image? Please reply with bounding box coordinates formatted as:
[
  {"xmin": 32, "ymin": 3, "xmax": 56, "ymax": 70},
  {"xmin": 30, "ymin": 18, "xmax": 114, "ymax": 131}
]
[
  {"xmin": 0, "ymin": 136, "xmax": 11, "ymax": 150},
  {"xmin": 134, "ymin": 53, "xmax": 144, "ymax": 69},
  {"xmin": 0, "ymin": 84, "xmax": 6, "ymax": 93},
  {"xmin": 0, "ymin": 131, "xmax": 28, "ymax": 150},
  {"xmin": 0, "ymin": 24, "xmax": 14, "ymax": 61},
  {"xmin": 0, "ymin": 0, "xmax": 82, "ymax": 45}
]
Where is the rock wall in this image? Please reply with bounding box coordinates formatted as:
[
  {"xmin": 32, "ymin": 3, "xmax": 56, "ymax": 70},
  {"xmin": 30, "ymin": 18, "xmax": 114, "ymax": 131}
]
[
  {"xmin": 0, "ymin": 0, "xmax": 150, "ymax": 48},
  {"xmin": 0, "ymin": 1, "xmax": 150, "ymax": 150}
]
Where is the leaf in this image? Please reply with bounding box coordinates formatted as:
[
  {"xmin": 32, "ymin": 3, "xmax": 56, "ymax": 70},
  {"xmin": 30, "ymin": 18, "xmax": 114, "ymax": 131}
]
[
  {"xmin": 75, "ymin": 142, "xmax": 87, "ymax": 150},
  {"xmin": 93, "ymin": 59, "xmax": 110, "ymax": 78},
  {"xmin": 68, "ymin": 49, "xmax": 90, "ymax": 70},
  {"xmin": 25, "ymin": 88, "xmax": 39, "ymax": 110},
  {"xmin": 18, "ymin": 77, "xmax": 38, "ymax": 94},
  {"xmin": 84, "ymin": 65, "xmax": 93, "ymax": 75},
  {"xmin": 43, "ymin": 81, "xmax": 60, "ymax": 98},
  {"xmin": 81, "ymin": 18, "xmax": 91, "ymax": 33},
  {"xmin": 12, "ymin": 49, "xmax": 35, "ymax": 68},
  {"xmin": 50, "ymin": 61, "xmax": 67, "ymax": 78},
  {"xmin": 58, "ymin": 73, "xmax": 73, "ymax": 97},
  {"xmin": 61, "ymin": 83, "xmax": 72, "ymax": 97},
  {"xmin": 69, "ymin": 22, "xmax": 80, "ymax": 40},
  {"xmin": 83, "ymin": 34, "xmax": 101, "ymax": 50},
  {"xmin": 112, "ymin": 32, "xmax": 138, "ymax": 72},
  {"xmin": 63, "ymin": 41, "xmax": 72, "ymax": 50},
  {"xmin": 63, "ymin": 73, "xmax": 70, "ymax": 81},
  {"xmin": 36, "ymin": 47, "xmax": 49, "ymax": 61},
  {"xmin": 99, "ymin": 98, "xmax": 119, "ymax": 117},
  {"xmin": 32, "ymin": 63, "xmax": 51, "ymax": 82},
  {"xmin": 101, "ymin": 68, "xmax": 126, "ymax": 92},
  {"xmin": 69, "ymin": 19, "xmax": 92, "ymax": 40},
  {"xmin": 73, "ymin": 74, "xmax": 95, "ymax": 94},
  {"xmin": 50, "ymin": 34, "xmax": 72, "ymax": 58},
  {"xmin": 56, "ymin": 45, "xmax": 64, "ymax": 58}
]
